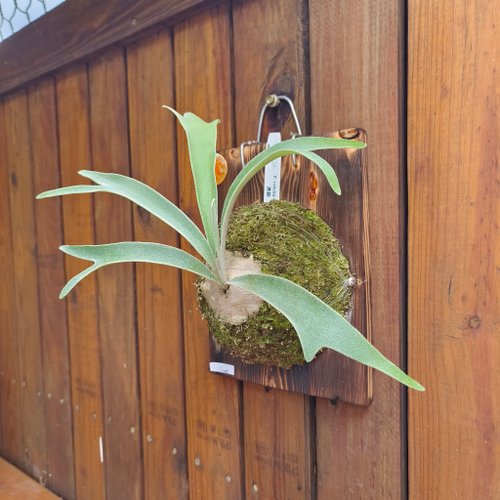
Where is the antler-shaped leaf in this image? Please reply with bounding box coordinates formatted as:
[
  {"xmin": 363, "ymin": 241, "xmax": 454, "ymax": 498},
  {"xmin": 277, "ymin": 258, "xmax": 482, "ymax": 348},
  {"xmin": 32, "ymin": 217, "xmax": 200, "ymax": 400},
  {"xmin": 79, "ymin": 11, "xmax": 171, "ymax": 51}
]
[
  {"xmin": 59, "ymin": 242, "xmax": 219, "ymax": 298},
  {"xmin": 165, "ymin": 107, "xmax": 220, "ymax": 255},
  {"xmin": 229, "ymin": 273, "xmax": 424, "ymax": 391},
  {"xmin": 37, "ymin": 170, "xmax": 218, "ymax": 271}
]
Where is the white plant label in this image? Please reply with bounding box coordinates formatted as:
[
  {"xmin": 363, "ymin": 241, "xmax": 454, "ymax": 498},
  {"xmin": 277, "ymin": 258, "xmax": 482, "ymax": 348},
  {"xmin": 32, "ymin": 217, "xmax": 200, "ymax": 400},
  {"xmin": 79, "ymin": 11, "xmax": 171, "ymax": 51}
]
[
  {"xmin": 263, "ymin": 132, "xmax": 282, "ymax": 202},
  {"xmin": 99, "ymin": 436, "xmax": 104, "ymax": 463},
  {"xmin": 209, "ymin": 362, "xmax": 235, "ymax": 376}
]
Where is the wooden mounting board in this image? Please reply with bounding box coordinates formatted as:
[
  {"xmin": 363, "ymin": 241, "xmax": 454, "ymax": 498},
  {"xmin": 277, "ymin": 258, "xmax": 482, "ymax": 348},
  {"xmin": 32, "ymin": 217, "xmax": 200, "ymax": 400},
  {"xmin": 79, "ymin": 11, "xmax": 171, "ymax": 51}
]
[{"xmin": 211, "ymin": 130, "xmax": 372, "ymax": 405}]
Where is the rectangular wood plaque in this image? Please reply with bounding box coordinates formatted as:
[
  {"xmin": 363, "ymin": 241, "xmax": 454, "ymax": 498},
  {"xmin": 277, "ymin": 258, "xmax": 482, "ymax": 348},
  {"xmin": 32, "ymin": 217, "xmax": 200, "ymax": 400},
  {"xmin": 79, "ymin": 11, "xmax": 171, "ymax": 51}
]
[{"xmin": 211, "ymin": 130, "xmax": 372, "ymax": 405}]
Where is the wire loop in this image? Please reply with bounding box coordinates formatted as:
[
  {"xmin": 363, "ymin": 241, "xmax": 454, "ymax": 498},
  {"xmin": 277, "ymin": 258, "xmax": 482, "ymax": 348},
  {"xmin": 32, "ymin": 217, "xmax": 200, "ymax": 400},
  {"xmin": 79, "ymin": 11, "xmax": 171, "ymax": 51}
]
[{"xmin": 240, "ymin": 94, "xmax": 303, "ymax": 167}]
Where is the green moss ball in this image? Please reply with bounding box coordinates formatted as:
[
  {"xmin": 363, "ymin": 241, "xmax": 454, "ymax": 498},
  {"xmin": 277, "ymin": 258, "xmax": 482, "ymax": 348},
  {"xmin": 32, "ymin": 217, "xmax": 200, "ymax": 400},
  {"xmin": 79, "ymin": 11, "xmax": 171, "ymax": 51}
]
[{"xmin": 198, "ymin": 200, "xmax": 353, "ymax": 368}]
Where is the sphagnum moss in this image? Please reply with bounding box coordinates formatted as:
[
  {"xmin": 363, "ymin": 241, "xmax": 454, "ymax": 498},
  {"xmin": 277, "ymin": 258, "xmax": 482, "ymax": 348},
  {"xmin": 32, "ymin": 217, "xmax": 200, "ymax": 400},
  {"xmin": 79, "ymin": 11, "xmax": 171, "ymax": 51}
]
[{"xmin": 198, "ymin": 200, "xmax": 353, "ymax": 368}]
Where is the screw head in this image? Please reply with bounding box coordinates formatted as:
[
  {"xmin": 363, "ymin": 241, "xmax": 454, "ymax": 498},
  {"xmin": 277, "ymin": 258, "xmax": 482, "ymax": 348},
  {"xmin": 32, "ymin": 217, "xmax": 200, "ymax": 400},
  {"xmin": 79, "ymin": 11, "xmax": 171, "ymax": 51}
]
[
  {"xmin": 339, "ymin": 128, "xmax": 360, "ymax": 139},
  {"xmin": 345, "ymin": 276, "xmax": 357, "ymax": 287},
  {"xmin": 265, "ymin": 94, "xmax": 280, "ymax": 107}
]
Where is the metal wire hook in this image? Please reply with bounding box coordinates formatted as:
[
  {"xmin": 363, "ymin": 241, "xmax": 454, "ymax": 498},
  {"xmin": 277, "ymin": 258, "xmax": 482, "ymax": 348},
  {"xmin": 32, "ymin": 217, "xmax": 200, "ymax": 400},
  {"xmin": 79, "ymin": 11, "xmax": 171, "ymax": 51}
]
[
  {"xmin": 240, "ymin": 94, "xmax": 303, "ymax": 167},
  {"xmin": 256, "ymin": 94, "xmax": 302, "ymax": 142}
]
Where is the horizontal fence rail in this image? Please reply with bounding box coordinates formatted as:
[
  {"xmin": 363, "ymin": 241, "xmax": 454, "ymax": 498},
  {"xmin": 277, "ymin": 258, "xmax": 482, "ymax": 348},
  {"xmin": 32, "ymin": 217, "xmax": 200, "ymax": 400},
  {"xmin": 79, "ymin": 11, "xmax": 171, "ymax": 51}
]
[{"xmin": 0, "ymin": 0, "xmax": 223, "ymax": 97}]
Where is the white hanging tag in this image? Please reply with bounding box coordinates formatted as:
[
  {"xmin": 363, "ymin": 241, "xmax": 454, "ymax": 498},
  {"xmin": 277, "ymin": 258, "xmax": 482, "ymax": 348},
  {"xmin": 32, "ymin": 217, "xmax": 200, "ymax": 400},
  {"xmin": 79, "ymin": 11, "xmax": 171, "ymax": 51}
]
[{"xmin": 263, "ymin": 132, "xmax": 281, "ymax": 202}]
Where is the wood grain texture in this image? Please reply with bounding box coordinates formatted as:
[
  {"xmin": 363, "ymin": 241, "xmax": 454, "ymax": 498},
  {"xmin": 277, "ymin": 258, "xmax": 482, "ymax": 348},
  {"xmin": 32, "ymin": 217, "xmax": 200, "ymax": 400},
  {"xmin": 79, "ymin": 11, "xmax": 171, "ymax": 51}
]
[
  {"xmin": 309, "ymin": 1, "xmax": 407, "ymax": 498},
  {"xmin": 232, "ymin": 0, "xmax": 308, "ymax": 140},
  {"xmin": 56, "ymin": 66, "xmax": 106, "ymax": 500},
  {"xmin": 88, "ymin": 48, "xmax": 143, "ymax": 499},
  {"xmin": 174, "ymin": 6, "xmax": 244, "ymax": 499},
  {"xmin": 4, "ymin": 90, "xmax": 47, "ymax": 481},
  {"xmin": 213, "ymin": 135, "xmax": 371, "ymax": 404},
  {"xmin": 0, "ymin": 100, "xmax": 23, "ymax": 467},
  {"xmin": 408, "ymin": 2, "xmax": 500, "ymax": 498},
  {"xmin": 0, "ymin": 2, "xmax": 447, "ymax": 498},
  {"xmin": 0, "ymin": 458, "xmax": 60, "ymax": 499},
  {"xmin": 231, "ymin": 1, "xmax": 314, "ymax": 497},
  {"xmin": 127, "ymin": 31, "xmax": 188, "ymax": 499},
  {"xmin": 29, "ymin": 78, "xmax": 76, "ymax": 499},
  {"xmin": 307, "ymin": 132, "xmax": 372, "ymax": 404},
  {"xmin": 0, "ymin": 0, "xmax": 226, "ymax": 97}
]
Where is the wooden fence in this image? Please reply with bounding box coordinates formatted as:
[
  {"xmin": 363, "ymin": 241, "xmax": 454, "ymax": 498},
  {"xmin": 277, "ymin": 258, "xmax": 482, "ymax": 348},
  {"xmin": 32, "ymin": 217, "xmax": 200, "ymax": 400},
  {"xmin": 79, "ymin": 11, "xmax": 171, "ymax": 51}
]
[{"xmin": 0, "ymin": 0, "xmax": 497, "ymax": 499}]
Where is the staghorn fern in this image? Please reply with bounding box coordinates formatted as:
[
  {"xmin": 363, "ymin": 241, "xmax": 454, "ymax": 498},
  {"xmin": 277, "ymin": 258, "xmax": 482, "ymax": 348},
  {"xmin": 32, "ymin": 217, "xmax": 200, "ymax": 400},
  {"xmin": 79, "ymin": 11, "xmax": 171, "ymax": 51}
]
[{"xmin": 37, "ymin": 108, "xmax": 424, "ymax": 391}]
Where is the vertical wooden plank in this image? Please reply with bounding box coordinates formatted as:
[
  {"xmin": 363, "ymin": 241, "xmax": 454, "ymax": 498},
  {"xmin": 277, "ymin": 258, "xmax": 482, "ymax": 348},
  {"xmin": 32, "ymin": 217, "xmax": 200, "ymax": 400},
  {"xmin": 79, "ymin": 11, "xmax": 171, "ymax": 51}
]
[
  {"xmin": 232, "ymin": 0, "xmax": 313, "ymax": 497},
  {"xmin": 88, "ymin": 47, "xmax": 143, "ymax": 500},
  {"xmin": 233, "ymin": 0, "xmax": 308, "ymax": 137},
  {"xmin": 56, "ymin": 66, "xmax": 106, "ymax": 500},
  {"xmin": 29, "ymin": 78, "xmax": 76, "ymax": 499},
  {"xmin": 408, "ymin": 2, "xmax": 500, "ymax": 498},
  {"xmin": 127, "ymin": 31, "xmax": 188, "ymax": 499},
  {"xmin": 174, "ymin": 6, "xmax": 244, "ymax": 499},
  {"xmin": 0, "ymin": 101, "xmax": 23, "ymax": 468},
  {"xmin": 309, "ymin": 1, "xmax": 406, "ymax": 498},
  {"xmin": 0, "ymin": 102, "xmax": 5, "ymax": 450},
  {"xmin": 4, "ymin": 90, "xmax": 47, "ymax": 481}
]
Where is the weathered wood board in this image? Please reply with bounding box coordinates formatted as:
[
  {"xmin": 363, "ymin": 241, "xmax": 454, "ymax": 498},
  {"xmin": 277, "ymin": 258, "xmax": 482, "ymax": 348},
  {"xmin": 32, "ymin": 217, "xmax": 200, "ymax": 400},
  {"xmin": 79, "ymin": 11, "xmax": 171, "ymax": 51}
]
[
  {"xmin": 232, "ymin": 1, "xmax": 314, "ymax": 497},
  {"xmin": 4, "ymin": 90, "xmax": 47, "ymax": 479},
  {"xmin": 174, "ymin": 6, "xmax": 245, "ymax": 499},
  {"xmin": 211, "ymin": 130, "xmax": 372, "ymax": 405},
  {"xmin": 309, "ymin": 2, "xmax": 407, "ymax": 498},
  {"xmin": 127, "ymin": 30, "xmax": 188, "ymax": 500},
  {"xmin": 29, "ymin": 78, "xmax": 75, "ymax": 498},
  {"xmin": 408, "ymin": 1, "xmax": 500, "ymax": 498},
  {"xmin": 56, "ymin": 66, "xmax": 106, "ymax": 500},
  {"xmin": 89, "ymin": 48, "xmax": 142, "ymax": 500},
  {"xmin": 0, "ymin": 97, "xmax": 23, "ymax": 470}
]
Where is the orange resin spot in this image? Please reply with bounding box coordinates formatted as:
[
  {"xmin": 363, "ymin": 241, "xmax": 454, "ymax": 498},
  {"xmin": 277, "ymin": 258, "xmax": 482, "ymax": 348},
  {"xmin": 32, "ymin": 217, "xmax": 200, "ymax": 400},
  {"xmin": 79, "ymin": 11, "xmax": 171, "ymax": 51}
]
[{"xmin": 215, "ymin": 153, "xmax": 228, "ymax": 185}]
